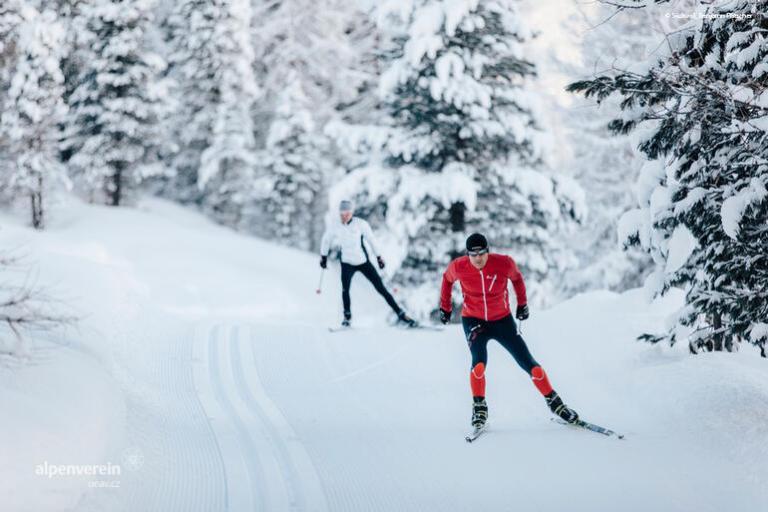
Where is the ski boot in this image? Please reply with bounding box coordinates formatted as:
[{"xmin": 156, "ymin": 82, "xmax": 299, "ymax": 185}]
[
  {"xmin": 471, "ymin": 397, "xmax": 488, "ymax": 428},
  {"xmin": 341, "ymin": 311, "xmax": 351, "ymax": 328},
  {"xmin": 397, "ymin": 311, "xmax": 417, "ymax": 328},
  {"xmin": 545, "ymin": 391, "xmax": 579, "ymax": 423}
]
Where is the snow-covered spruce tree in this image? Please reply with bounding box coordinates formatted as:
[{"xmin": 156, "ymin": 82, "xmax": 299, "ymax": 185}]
[
  {"xmin": 195, "ymin": 0, "xmax": 260, "ymax": 228},
  {"xmin": 0, "ymin": 4, "xmax": 19, "ymax": 204},
  {"xmin": 555, "ymin": 2, "xmax": 682, "ymax": 296},
  {"xmin": 251, "ymin": 0, "xmax": 372, "ymax": 126},
  {"xmin": 161, "ymin": 0, "xmax": 222, "ymax": 205},
  {"xmin": 0, "ymin": 2, "xmax": 68, "ymax": 229},
  {"xmin": 568, "ymin": 0, "xmax": 768, "ymax": 356},
  {"xmin": 61, "ymin": 0, "xmax": 167, "ymax": 207},
  {"xmin": 333, "ymin": 0, "xmax": 584, "ymax": 315},
  {"xmin": 251, "ymin": 77, "xmax": 328, "ymax": 251},
  {"xmin": 248, "ymin": 0, "xmax": 373, "ymax": 249}
]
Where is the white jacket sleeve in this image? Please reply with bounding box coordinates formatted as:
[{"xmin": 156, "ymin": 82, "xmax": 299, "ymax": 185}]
[
  {"xmin": 359, "ymin": 219, "xmax": 380, "ymax": 258},
  {"xmin": 319, "ymin": 225, "xmax": 334, "ymax": 256}
]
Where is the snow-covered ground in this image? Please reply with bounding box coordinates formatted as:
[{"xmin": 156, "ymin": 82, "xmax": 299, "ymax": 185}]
[{"xmin": 1, "ymin": 197, "xmax": 766, "ymax": 512}]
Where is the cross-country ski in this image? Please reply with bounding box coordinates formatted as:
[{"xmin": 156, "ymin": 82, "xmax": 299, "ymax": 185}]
[
  {"xmin": 328, "ymin": 325, "xmax": 353, "ymax": 333},
  {"xmin": 465, "ymin": 424, "xmax": 488, "ymax": 443},
  {"xmin": 551, "ymin": 417, "xmax": 625, "ymax": 440}
]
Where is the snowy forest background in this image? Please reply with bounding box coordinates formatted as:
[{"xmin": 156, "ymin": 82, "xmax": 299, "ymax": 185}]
[{"xmin": 1, "ymin": 0, "xmax": 765, "ymax": 356}]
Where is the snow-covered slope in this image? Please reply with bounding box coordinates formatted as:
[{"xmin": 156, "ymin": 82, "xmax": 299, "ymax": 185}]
[{"xmin": 1, "ymin": 197, "xmax": 766, "ymax": 512}]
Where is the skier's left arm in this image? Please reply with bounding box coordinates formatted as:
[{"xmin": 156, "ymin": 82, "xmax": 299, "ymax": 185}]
[
  {"xmin": 506, "ymin": 257, "xmax": 529, "ymax": 320},
  {"xmin": 360, "ymin": 220, "xmax": 385, "ymax": 269}
]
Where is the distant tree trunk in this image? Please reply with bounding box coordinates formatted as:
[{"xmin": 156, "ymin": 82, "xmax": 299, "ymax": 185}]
[
  {"xmin": 701, "ymin": 314, "xmax": 729, "ymax": 353},
  {"xmin": 723, "ymin": 320, "xmax": 735, "ymax": 353},
  {"xmin": 30, "ymin": 193, "xmax": 41, "ymax": 229},
  {"xmin": 712, "ymin": 314, "xmax": 724, "ymax": 352},
  {"xmin": 448, "ymin": 202, "xmax": 466, "ymax": 260},
  {"xmin": 37, "ymin": 175, "xmax": 44, "ymax": 229},
  {"xmin": 110, "ymin": 162, "xmax": 124, "ymax": 206},
  {"xmin": 449, "ymin": 202, "xmax": 465, "ymax": 233},
  {"xmin": 30, "ymin": 175, "xmax": 44, "ymax": 230}
]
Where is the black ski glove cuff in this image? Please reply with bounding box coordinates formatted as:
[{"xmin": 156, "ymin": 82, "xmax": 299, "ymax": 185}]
[
  {"xmin": 439, "ymin": 308, "xmax": 451, "ymax": 324},
  {"xmin": 515, "ymin": 304, "xmax": 529, "ymax": 321},
  {"xmin": 320, "ymin": 255, "xmax": 328, "ymax": 269}
]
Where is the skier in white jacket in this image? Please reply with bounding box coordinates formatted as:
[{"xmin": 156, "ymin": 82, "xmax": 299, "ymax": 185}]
[{"xmin": 320, "ymin": 200, "xmax": 416, "ymax": 328}]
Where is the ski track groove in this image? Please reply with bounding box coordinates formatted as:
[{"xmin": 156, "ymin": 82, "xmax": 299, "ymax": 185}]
[
  {"xmin": 193, "ymin": 323, "xmax": 329, "ymax": 511},
  {"xmin": 198, "ymin": 324, "xmax": 269, "ymax": 510},
  {"xmin": 253, "ymin": 326, "xmax": 385, "ymax": 512},
  {"xmin": 294, "ymin": 327, "xmax": 436, "ymax": 512},
  {"xmin": 120, "ymin": 321, "xmax": 226, "ymax": 512},
  {"xmin": 181, "ymin": 324, "xmax": 227, "ymax": 511},
  {"xmin": 159, "ymin": 323, "xmax": 227, "ymax": 511},
  {"xmin": 236, "ymin": 325, "xmax": 329, "ymax": 512}
]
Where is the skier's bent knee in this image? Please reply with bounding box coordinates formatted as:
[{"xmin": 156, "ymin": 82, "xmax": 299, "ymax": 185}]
[{"xmin": 530, "ymin": 366, "xmax": 553, "ymax": 396}]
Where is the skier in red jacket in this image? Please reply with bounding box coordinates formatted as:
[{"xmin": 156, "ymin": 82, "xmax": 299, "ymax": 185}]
[{"xmin": 440, "ymin": 233, "xmax": 579, "ymax": 430}]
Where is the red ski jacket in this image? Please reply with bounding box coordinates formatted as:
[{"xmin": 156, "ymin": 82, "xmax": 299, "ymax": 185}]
[{"xmin": 440, "ymin": 254, "xmax": 527, "ymax": 321}]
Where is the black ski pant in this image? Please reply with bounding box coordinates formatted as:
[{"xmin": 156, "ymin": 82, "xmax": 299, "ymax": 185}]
[
  {"xmin": 340, "ymin": 261, "xmax": 401, "ymax": 317},
  {"xmin": 461, "ymin": 315, "xmax": 539, "ymax": 375}
]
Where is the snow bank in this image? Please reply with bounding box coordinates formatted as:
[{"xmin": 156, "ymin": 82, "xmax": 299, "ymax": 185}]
[
  {"xmin": 0, "ymin": 202, "xmax": 127, "ymax": 511},
  {"xmin": 0, "ymin": 347, "xmax": 125, "ymax": 512}
]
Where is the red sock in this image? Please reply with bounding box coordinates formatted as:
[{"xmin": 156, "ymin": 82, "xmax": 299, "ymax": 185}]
[
  {"xmin": 470, "ymin": 363, "xmax": 486, "ymax": 398},
  {"xmin": 531, "ymin": 366, "xmax": 553, "ymax": 396}
]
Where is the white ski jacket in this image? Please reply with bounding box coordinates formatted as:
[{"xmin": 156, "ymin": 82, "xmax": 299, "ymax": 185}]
[{"xmin": 320, "ymin": 217, "xmax": 381, "ymax": 266}]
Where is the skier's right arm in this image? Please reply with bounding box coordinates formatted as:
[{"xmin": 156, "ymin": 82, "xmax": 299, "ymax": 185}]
[
  {"xmin": 320, "ymin": 225, "xmax": 334, "ymax": 257},
  {"xmin": 319, "ymin": 226, "xmax": 334, "ymax": 268},
  {"xmin": 440, "ymin": 260, "xmax": 457, "ymax": 314}
]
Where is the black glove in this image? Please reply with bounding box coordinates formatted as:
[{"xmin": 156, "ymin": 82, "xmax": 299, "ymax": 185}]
[
  {"xmin": 516, "ymin": 304, "xmax": 529, "ymax": 321},
  {"xmin": 377, "ymin": 256, "xmax": 385, "ymax": 269},
  {"xmin": 320, "ymin": 255, "xmax": 327, "ymax": 269},
  {"xmin": 439, "ymin": 308, "xmax": 451, "ymax": 324}
]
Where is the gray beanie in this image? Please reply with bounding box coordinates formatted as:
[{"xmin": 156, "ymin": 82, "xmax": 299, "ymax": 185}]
[{"xmin": 339, "ymin": 200, "xmax": 354, "ymax": 212}]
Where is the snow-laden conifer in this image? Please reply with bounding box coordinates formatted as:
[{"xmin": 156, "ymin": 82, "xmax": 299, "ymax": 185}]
[
  {"xmin": 251, "ymin": 77, "xmax": 329, "ymax": 250},
  {"xmin": 62, "ymin": 0, "xmax": 167, "ymax": 207},
  {"xmin": 569, "ymin": 0, "xmax": 768, "ymax": 356},
  {"xmin": 194, "ymin": 0, "xmax": 260, "ymax": 228},
  {"xmin": 0, "ymin": 1, "xmax": 68, "ymax": 228},
  {"xmin": 332, "ymin": 0, "xmax": 584, "ymax": 313}
]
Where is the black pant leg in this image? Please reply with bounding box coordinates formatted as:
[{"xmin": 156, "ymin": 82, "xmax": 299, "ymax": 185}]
[
  {"xmin": 340, "ymin": 263, "xmax": 356, "ymax": 315},
  {"xmin": 490, "ymin": 315, "xmax": 540, "ymax": 375},
  {"xmin": 358, "ymin": 261, "xmax": 402, "ymax": 314},
  {"xmin": 462, "ymin": 317, "xmax": 490, "ymax": 369}
]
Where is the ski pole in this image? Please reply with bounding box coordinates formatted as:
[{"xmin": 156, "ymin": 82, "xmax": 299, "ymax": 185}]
[{"xmin": 316, "ymin": 268, "xmax": 325, "ymax": 295}]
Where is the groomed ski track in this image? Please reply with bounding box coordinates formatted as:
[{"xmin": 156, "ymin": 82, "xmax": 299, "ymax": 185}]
[
  {"xmin": 156, "ymin": 313, "xmax": 756, "ymax": 512},
  {"xmin": 193, "ymin": 323, "xmax": 327, "ymax": 512}
]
